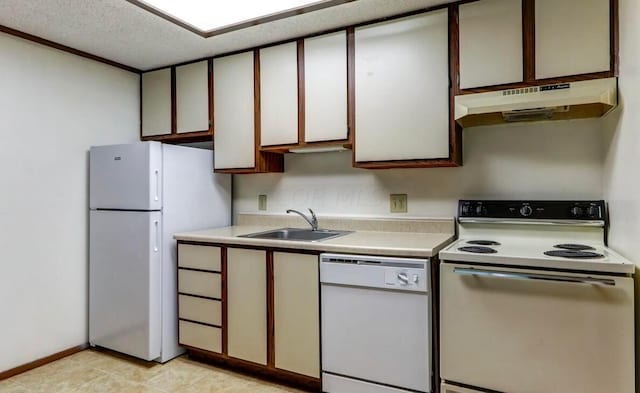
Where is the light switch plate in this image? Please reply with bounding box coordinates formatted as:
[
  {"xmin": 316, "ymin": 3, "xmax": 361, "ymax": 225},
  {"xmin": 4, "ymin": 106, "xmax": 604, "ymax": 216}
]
[
  {"xmin": 258, "ymin": 194, "xmax": 267, "ymax": 211},
  {"xmin": 390, "ymin": 194, "xmax": 408, "ymax": 213}
]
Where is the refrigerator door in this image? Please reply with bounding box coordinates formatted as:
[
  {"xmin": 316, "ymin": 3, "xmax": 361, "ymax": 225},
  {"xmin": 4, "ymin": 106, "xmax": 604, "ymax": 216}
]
[
  {"xmin": 89, "ymin": 210, "xmax": 162, "ymax": 361},
  {"xmin": 89, "ymin": 142, "xmax": 162, "ymax": 210}
]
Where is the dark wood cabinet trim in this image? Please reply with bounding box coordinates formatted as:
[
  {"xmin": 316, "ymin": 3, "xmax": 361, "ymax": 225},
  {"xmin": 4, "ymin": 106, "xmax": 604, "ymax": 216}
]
[
  {"xmin": 141, "ymin": 130, "xmax": 212, "ymax": 143},
  {"xmin": 610, "ymin": 0, "xmax": 619, "ymax": 76},
  {"xmin": 221, "ymin": 247, "xmax": 228, "ymax": 355},
  {"xmin": 208, "ymin": 59, "xmax": 214, "ymax": 135},
  {"xmin": 297, "ymin": 40, "xmax": 306, "ymax": 145},
  {"xmin": 185, "ymin": 347, "xmax": 321, "ymax": 391},
  {"xmin": 0, "ymin": 24, "xmax": 140, "ymax": 73},
  {"xmin": 179, "ymin": 318, "xmax": 222, "ymax": 329},
  {"xmin": 522, "ymin": 0, "xmax": 536, "ymax": 82},
  {"xmin": 346, "ymin": 27, "xmax": 356, "ymax": 145},
  {"xmin": 448, "ymin": 5, "xmax": 463, "ymax": 167},
  {"xmin": 170, "ymin": 66, "xmax": 177, "ymax": 135},
  {"xmin": 178, "ymin": 292, "xmax": 221, "ymax": 301},
  {"xmin": 458, "ymin": 71, "xmax": 614, "ymax": 95},
  {"xmin": 0, "ymin": 344, "xmax": 89, "ymax": 380},
  {"xmin": 266, "ymin": 251, "xmax": 276, "ymax": 368}
]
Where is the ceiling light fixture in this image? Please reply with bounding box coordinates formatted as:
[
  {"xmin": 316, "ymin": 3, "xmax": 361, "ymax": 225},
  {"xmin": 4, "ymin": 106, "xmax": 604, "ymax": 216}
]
[{"xmin": 127, "ymin": 0, "xmax": 357, "ymax": 38}]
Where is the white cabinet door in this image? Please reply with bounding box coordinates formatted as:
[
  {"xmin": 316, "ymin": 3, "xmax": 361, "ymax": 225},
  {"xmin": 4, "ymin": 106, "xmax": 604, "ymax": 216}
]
[
  {"xmin": 213, "ymin": 52, "xmax": 256, "ymax": 169},
  {"xmin": 260, "ymin": 42, "xmax": 298, "ymax": 146},
  {"xmin": 304, "ymin": 31, "xmax": 348, "ymax": 142},
  {"xmin": 227, "ymin": 248, "xmax": 267, "ymax": 365},
  {"xmin": 176, "ymin": 60, "xmax": 210, "ymax": 134},
  {"xmin": 141, "ymin": 68, "xmax": 171, "ymax": 137},
  {"xmin": 355, "ymin": 11, "xmax": 450, "ymax": 162},
  {"xmin": 273, "ymin": 252, "xmax": 319, "ymax": 377},
  {"xmin": 536, "ymin": 0, "xmax": 610, "ymax": 79},
  {"xmin": 459, "ymin": 0, "xmax": 523, "ymax": 89}
]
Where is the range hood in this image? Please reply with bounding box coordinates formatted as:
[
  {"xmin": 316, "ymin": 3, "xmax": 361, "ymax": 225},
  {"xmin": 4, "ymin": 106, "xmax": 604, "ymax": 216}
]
[{"xmin": 455, "ymin": 77, "xmax": 617, "ymax": 128}]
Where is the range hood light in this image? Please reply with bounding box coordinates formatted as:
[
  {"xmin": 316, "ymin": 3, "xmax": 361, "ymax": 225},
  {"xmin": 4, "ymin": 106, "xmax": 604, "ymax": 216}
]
[{"xmin": 288, "ymin": 146, "xmax": 348, "ymax": 154}]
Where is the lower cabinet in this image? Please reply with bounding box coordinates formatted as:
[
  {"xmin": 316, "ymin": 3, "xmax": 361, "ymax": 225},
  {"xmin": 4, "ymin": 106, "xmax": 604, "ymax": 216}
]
[
  {"xmin": 227, "ymin": 248, "xmax": 268, "ymax": 365},
  {"xmin": 177, "ymin": 242, "xmax": 321, "ymax": 390},
  {"xmin": 273, "ymin": 252, "xmax": 320, "ymax": 377}
]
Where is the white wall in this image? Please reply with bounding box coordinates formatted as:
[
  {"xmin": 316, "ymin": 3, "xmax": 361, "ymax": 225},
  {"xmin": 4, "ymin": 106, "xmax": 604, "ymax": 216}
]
[
  {"xmin": 235, "ymin": 119, "xmax": 603, "ymax": 218},
  {"xmin": 0, "ymin": 33, "xmax": 139, "ymax": 372},
  {"xmin": 602, "ymin": 0, "xmax": 640, "ymax": 387}
]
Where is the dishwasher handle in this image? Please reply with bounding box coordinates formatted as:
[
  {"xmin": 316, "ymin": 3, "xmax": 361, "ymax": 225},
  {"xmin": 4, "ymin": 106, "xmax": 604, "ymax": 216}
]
[{"xmin": 453, "ymin": 267, "xmax": 616, "ymax": 287}]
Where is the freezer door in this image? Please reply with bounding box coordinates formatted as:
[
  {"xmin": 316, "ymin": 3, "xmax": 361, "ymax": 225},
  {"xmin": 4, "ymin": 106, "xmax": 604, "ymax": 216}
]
[
  {"xmin": 89, "ymin": 142, "xmax": 162, "ymax": 210},
  {"xmin": 89, "ymin": 210, "xmax": 162, "ymax": 361}
]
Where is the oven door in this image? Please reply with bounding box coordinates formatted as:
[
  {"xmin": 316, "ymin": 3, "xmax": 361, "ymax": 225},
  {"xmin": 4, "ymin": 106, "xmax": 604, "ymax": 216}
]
[{"xmin": 440, "ymin": 263, "xmax": 634, "ymax": 393}]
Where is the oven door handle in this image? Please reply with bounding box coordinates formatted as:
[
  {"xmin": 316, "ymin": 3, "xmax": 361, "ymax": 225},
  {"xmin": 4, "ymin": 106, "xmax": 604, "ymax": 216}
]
[{"xmin": 453, "ymin": 267, "xmax": 616, "ymax": 287}]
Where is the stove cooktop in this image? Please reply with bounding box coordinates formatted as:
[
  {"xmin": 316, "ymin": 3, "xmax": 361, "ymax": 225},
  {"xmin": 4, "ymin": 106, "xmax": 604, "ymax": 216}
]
[{"xmin": 441, "ymin": 238, "xmax": 632, "ymax": 274}]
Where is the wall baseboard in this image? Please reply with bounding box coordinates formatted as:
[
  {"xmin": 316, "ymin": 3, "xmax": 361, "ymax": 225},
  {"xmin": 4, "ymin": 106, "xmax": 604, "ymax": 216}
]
[{"xmin": 0, "ymin": 344, "xmax": 89, "ymax": 381}]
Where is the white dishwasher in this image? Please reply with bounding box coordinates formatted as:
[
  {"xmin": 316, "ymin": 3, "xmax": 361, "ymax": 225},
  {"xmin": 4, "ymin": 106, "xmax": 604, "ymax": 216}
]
[{"xmin": 320, "ymin": 253, "xmax": 432, "ymax": 393}]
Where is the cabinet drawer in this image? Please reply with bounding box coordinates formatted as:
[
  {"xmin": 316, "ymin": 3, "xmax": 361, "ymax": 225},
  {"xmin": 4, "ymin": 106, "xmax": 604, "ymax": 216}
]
[
  {"xmin": 441, "ymin": 383, "xmax": 483, "ymax": 393},
  {"xmin": 178, "ymin": 270, "xmax": 221, "ymax": 298},
  {"xmin": 179, "ymin": 320, "xmax": 222, "ymax": 353},
  {"xmin": 179, "ymin": 295, "xmax": 221, "ymax": 326},
  {"xmin": 178, "ymin": 244, "xmax": 221, "ymax": 271}
]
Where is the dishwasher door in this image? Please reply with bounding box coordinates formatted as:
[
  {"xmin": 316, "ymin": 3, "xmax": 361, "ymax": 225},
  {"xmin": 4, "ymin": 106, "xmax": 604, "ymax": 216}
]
[
  {"xmin": 320, "ymin": 254, "xmax": 431, "ymax": 393},
  {"xmin": 440, "ymin": 262, "xmax": 635, "ymax": 393}
]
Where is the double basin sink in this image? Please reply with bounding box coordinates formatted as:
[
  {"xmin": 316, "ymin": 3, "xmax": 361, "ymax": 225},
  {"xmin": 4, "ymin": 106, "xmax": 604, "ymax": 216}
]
[{"xmin": 239, "ymin": 227, "xmax": 351, "ymax": 242}]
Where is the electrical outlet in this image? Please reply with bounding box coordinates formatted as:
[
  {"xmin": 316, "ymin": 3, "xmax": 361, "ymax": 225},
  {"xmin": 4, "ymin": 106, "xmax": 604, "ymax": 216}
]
[
  {"xmin": 258, "ymin": 194, "xmax": 267, "ymax": 211},
  {"xmin": 390, "ymin": 194, "xmax": 408, "ymax": 213}
]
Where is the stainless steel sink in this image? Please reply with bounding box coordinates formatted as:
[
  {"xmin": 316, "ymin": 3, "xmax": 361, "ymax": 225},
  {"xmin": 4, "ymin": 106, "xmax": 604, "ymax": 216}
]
[{"xmin": 238, "ymin": 227, "xmax": 351, "ymax": 242}]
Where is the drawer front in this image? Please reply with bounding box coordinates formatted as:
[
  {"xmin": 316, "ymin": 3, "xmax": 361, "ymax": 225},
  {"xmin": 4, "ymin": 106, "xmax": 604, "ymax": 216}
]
[
  {"xmin": 178, "ymin": 244, "xmax": 221, "ymax": 271},
  {"xmin": 178, "ymin": 270, "xmax": 221, "ymax": 299},
  {"xmin": 179, "ymin": 320, "xmax": 222, "ymax": 353},
  {"xmin": 441, "ymin": 382, "xmax": 483, "ymax": 393},
  {"xmin": 179, "ymin": 295, "xmax": 221, "ymax": 326}
]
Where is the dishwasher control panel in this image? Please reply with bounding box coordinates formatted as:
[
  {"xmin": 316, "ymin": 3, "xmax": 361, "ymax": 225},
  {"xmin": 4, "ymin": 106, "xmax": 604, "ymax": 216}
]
[{"xmin": 320, "ymin": 253, "xmax": 429, "ymax": 293}]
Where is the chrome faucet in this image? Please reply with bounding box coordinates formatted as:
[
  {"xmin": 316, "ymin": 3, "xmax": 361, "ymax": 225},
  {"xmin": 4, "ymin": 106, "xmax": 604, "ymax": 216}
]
[{"xmin": 286, "ymin": 208, "xmax": 318, "ymax": 231}]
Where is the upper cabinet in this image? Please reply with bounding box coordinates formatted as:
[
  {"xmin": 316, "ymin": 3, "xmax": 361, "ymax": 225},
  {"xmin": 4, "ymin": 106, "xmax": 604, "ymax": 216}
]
[
  {"xmin": 259, "ymin": 42, "xmax": 299, "ymax": 147},
  {"xmin": 304, "ymin": 31, "xmax": 349, "ymax": 143},
  {"xmin": 354, "ymin": 10, "xmax": 452, "ymax": 165},
  {"xmin": 141, "ymin": 60, "xmax": 212, "ymax": 142},
  {"xmin": 176, "ymin": 60, "xmax": 210, "ymax": 134},
  {"xmin": 459, "ymin": 0, "xmax": 523, "ymax": 89},
  {"xmin": 213, "ymin": 52, "xmax": 256, "ymax": 170},
  {"xmin": 535, "ymin": 0, "xmax": 611, "ymax": 79},
  {"xmin": 141, "ymin": 68, "xmax": 171, "ymax": 137},
  {"xmin": 213, "ymin": 51, "xmax": 284, "ymax": 174}
]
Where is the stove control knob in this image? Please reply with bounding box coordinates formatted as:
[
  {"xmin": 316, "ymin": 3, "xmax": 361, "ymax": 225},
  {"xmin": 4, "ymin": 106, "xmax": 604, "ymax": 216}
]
[
  {"xmin": 461, "ymin": 204, "xmax": 472, "ymax": 216},
  {"xmin": 475, "ymin": 205, "xmax": 487, "ymax": 216},
  {"xmin": 519, "ymin": 205, "xmax": 533, "ymax": 217},
  {"xmin": 570, "ymin": 206, "xmax": 584, "ymax": 218},
  {"xmin": 587, "ymin": 205, "xmax": 600, "ymax": 218}
]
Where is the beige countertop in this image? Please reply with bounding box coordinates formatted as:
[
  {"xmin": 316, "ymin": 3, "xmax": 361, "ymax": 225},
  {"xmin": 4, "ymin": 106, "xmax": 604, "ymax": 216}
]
[{"xmin": 174, "ymin": 214, "xmax": 456, "ymax": 258}]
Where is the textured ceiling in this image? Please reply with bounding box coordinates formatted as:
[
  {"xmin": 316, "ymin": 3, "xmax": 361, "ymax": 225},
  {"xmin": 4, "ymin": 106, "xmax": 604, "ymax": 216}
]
[{"xmin": 0, "ymin": 0, "xmax": 455, "ymax": 71}]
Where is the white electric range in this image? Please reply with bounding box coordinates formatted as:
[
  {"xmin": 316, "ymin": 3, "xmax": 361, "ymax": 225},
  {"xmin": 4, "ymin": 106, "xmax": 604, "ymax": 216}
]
[{"xmin": 439, "ymin": 200, "xmax": 635, "ymax": 393}]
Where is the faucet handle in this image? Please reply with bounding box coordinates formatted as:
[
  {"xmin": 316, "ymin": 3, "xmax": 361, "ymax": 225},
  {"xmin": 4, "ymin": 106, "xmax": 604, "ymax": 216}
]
[{"xmin": 308, "ymin": 208, "xmax": 318, "ymax": 230}]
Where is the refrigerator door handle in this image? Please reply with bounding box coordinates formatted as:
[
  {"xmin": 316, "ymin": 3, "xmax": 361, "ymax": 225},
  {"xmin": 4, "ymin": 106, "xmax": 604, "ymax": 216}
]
[
  {"xmin": 154, "ymin": 220, "xmax": 159, "ymax": 252},
  {"xmin": 154, "ymin": 170, "xmax": 160, "ymax": 201}
]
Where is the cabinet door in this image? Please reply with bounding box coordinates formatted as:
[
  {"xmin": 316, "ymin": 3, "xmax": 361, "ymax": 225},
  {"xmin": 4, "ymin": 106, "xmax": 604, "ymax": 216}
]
[
  {"xmin": 304, "ymin": 31, "xmax": 348, "ymax": 142},
  {"xmin": 227, "ymin": 248, "xmax": 267, "ymax": 365},
  {"xmin": 260, "ymin": 42, "xmax": 298, "ymax": 146},
  {"xmin": 176, "ymin": 60, "xmax": 210, "ymax": 134},
  {"xmin": 141, "ymin": 68, "xmax": 171, "ymax": 137},
  {"xmin": 536, "ymin": 0, "xmax": 610, "ymax": 79},
  {"xmin": 459, "ymin": 0, "xmax": 523, "ymax": 89},
  {"xmin": 273, "ymin": 252, "xmax": 320, "ymax": 377},
  {"xmin": 213, "ymin": 52, "xmax": 256, "ymax": 169},
  {"xmin": 354, "ymin": 11, "xmax": 449, "ymax": 162}
]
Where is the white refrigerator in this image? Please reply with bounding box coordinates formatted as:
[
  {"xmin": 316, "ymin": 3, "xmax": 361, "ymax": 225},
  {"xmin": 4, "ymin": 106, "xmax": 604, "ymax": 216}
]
[{"xmin": 89, "ymin": 141, "xmax": 231, "ymax": 362}]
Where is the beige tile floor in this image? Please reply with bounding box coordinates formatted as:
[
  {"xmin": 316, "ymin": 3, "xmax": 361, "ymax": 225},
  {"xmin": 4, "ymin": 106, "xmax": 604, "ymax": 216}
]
[{"xmin": 0, "ymin": 350, "xmax": 307, "ymax": 393}]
